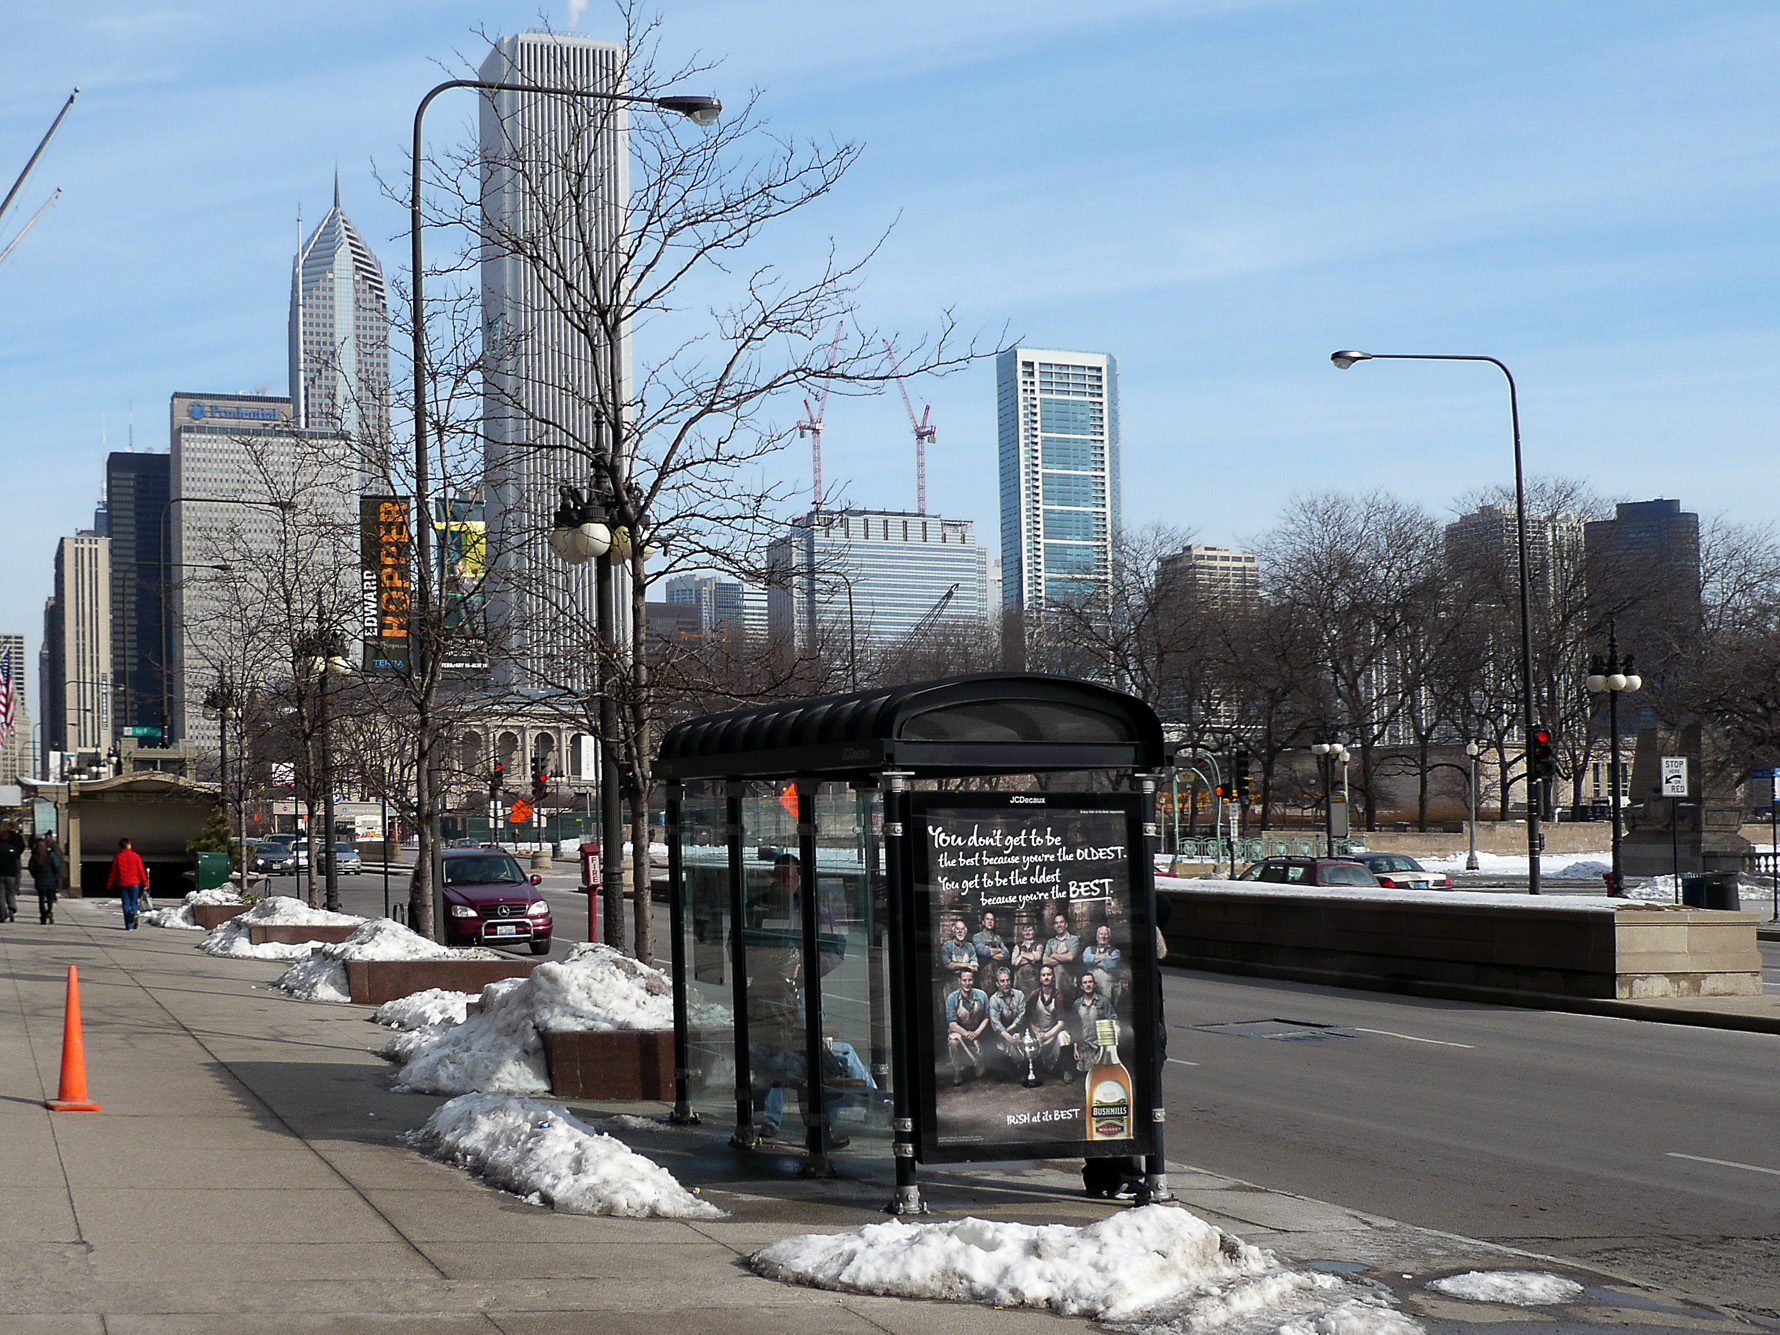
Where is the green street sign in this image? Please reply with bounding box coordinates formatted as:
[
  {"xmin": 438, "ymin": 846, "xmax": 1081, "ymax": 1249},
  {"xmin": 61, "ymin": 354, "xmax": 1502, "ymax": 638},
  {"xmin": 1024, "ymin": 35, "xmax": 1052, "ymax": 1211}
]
[{"xmin": 124, "ymin": 726, "xmax": 162, "ymax": 738}]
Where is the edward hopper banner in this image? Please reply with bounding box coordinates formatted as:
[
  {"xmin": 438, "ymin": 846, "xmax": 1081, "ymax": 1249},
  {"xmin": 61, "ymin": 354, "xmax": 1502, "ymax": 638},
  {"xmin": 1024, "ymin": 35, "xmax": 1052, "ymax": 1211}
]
[
  {"xmin": 359, "ymin": 496, "xmax": 412, "ymax": 673},
  {"xmin": 909, "ymin": 791, "xmax": 1157, "ymax": 1163}
]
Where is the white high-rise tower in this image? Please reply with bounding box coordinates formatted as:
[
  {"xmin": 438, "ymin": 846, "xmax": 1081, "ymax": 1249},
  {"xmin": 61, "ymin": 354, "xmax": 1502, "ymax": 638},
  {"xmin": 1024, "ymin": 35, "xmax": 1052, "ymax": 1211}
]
[
  {"xmin": 289, "ymin": 175, "xmax": 391, "ymax": 469},
  {"xmin": 479, "ymin": 32, "xmax": 631, "ymax": 685},
  {"xmin": 997, "ymin": 348, "xmax": 1121, "ymax": 614}
]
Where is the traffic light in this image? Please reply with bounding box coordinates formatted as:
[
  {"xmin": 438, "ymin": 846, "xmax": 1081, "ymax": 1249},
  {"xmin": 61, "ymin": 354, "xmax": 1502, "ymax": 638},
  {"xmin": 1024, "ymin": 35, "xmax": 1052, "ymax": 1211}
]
[
  {"xmin": 531, "ymin": 769, "xmax": 548, "ymax": 801},
  {"xmin": 490, "ymin": 760, "xmax": 505, "ymax": 797},
  {"xmin": 1532, "ymin": 728, "xmax": 1557, "ymax": 780},
  {"xmin": 1213, "ymin": 783, "xmax": 1227, "ymax": 801},
  {"xmin": 1233, "ymin": 746, "xmax": 1251, "ymax": 801}
]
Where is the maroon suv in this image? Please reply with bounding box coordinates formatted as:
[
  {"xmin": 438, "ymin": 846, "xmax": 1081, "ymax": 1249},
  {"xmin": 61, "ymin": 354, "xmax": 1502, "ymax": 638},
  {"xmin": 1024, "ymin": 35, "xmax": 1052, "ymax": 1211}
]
[{"xmin": 442, "ymin": 848, "xmax": 552, "ymax": 954}]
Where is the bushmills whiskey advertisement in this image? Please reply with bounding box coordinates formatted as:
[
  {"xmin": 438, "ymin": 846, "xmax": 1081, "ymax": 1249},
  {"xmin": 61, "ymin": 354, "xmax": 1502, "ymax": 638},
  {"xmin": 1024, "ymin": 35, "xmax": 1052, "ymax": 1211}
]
[{"xmin": 910, "ymin": 792, "xmax": 1155, "ymax": 1163}]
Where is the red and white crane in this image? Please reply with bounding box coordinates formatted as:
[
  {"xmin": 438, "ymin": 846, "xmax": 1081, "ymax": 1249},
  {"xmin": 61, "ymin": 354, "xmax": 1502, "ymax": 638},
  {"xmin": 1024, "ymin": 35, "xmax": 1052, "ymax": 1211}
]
[
  {"xmin": 881, "ymin": 338, "xmax": 935, "ymax": 515},
  {"xmin": 798, "ymin": 320, "xmax": 844, "ymax": 511}
]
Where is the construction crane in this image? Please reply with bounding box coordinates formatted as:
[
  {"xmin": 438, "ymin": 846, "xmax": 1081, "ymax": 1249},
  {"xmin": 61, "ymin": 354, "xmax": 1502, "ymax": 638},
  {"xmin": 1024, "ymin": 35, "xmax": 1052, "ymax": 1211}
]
[
  {"xmin": 797, "ymin": 320, "xmax": 844, "ymax": 511},
  {"xmin": 881, "ymin": 338, "xmax": 935, "ymax": 515},
  {"xmin": 906, "ymin": 583, "xmax": 960, "ymax": 641},
  {"xmin": 0, "ymin": 188, "xmax": 61, "ymax": 269}
]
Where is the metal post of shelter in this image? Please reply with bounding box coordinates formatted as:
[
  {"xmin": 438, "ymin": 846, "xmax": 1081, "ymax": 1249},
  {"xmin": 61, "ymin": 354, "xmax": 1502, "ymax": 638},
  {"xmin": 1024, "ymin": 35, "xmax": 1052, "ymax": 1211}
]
[
  {"xmin": 1137, "ymin": 772, "xmax": 1170, "ymax": 1204},
  {"xmin": 665, "ymin": 782, "xmax": 697, "ymax": 1124},
  {"xmin": 879, "ymin": 769, "xmax": 923, "ymax": 1215},
  {"xmin": 794, "ymin": 780, "xmax": 834, "ymax": 1176},
  {"xmin": 724, "ymin": 781, "xmax": 754, "ymax": 1149}
]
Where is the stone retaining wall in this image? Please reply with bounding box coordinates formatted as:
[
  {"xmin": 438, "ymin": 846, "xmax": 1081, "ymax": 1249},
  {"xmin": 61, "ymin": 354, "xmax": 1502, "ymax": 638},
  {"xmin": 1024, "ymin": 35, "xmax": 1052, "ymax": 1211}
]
[
  {"xmin": 345, "ymin": 958, "xmax": 539, "ymax": 1006},
  {"xmin": 542, "ymin": 1030, "xmax": 674, "ymax": 1101}
]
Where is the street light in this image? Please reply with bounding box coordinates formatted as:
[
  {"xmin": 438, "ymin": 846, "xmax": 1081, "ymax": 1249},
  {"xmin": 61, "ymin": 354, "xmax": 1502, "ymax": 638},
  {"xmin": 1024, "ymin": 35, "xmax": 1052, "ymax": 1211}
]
[
  {"xmin": 1464, "ymin": 741, "xmax": 1481, "ymax": 871},
  {"xmin": 1332, "ymin": 349, "xmax": 1545, "ymax": 893},
  {"xmin": 298, "ymin": 620, "xmax": 352, "ymax": 912},
  {"xmin": 1312, "ymin": 741, "xmax": 1349, "ymax": 858},
  {"xmin": 1586, "ymin": 620, "xmax": 1641, "ymax": 896},
  {"xmin": 201, "ymin": 677, "xmax": 243, "ymax": 885},
  {"xmin": 409, "ymin": 75, "xmax": 720, "ymax": 943}
]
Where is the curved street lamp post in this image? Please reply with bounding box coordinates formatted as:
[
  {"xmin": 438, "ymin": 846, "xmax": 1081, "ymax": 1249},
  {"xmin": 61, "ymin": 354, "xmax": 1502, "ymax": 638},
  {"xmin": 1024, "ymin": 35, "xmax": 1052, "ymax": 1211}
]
[
  {"xmin": 410, "ymin": 77, "xmax": 719, "ymax": 943},
  {"xmin": 1333, "ymin": 351, "xmax": 1544, "ymax": 894}
]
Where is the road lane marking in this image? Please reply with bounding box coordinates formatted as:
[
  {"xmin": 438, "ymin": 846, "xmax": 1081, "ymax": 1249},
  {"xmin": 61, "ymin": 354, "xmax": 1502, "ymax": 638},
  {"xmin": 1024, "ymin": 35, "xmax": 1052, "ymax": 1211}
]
[
  {"xmin": 1166, "ymin": 1058, "xmax": 1200, "ymax": 1067},
  {"xmin": 1666, "ymin": 1152, "xmax": 1780, "ymax": 1178},
  {"xmin": 1353, "ymin": 1027, "xmax": 1474, "ymax": 1049}
]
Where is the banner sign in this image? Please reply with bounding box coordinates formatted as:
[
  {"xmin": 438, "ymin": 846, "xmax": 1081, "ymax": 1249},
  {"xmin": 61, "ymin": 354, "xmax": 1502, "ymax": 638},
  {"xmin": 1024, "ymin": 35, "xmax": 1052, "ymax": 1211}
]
[
  {"xmin": 360, "ymin": 496, "xmax": 412, "ymax": 673},
  {"xmin": 909, "ymin": 792, "xmax": 1156, "ymax": 1164}
]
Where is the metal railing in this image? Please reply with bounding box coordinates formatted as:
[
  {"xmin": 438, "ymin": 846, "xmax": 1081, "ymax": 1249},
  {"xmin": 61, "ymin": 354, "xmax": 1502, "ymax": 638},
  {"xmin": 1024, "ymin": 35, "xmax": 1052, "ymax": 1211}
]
[{"xmin": 1164, "ymin": 836, "xmax": 1350, "ymax": 865}]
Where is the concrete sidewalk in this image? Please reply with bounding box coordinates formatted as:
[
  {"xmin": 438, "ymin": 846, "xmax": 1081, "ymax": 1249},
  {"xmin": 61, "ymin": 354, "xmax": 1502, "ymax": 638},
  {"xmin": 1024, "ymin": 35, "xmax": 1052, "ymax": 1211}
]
[{"xmin": 0, "ymin": 903, "xmax": 1766, "ymax": 1334}]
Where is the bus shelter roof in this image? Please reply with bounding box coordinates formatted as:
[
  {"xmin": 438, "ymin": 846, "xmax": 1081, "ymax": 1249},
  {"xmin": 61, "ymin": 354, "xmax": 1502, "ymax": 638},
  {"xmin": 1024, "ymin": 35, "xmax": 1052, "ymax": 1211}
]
[{"xmin": 656, "ymin": 673, "xmax": 1167, "ymax": 782}]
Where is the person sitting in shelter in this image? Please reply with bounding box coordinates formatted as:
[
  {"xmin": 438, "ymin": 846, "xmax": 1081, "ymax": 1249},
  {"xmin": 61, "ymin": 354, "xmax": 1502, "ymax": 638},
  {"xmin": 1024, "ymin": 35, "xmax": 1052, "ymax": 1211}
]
[
  {"xmin": 1081, "ymin": 922, "xmax": 1123, "ymax": 1000},
  {"xmin": 939, "ymin": 917, "xmax": 978, "ymax": 977},
  {"xmin": 971, "ymin": 910, "xmax": 1009, "ymax": 979},
  {"xmin": 944, "ymin": 966, "xmax": 991, "ymax": 1085},
  {"xmin": 1072, "ymin": 970, "xmax": 1116, "ymax": 1072},
  {"xmin": 1009, "ymin": 920, "xmax": 1043, "ymax": 993},
  {"xmin": 1024, "ymin": 963, "xmax": 1073, "ymax": 1077},
  {"xmin": 1041, "ymin": 910, "xmax": 1079, "ymax": 995},
  {"xmin": 986, "ymin": 965, "xmax": 1028, "ymax": 1076}
]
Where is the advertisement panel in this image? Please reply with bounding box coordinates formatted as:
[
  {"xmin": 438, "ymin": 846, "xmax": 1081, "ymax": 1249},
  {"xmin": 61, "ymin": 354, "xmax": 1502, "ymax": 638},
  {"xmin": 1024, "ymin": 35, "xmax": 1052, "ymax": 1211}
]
[
  {"xmin": 909, "ymin": 791, "xmax": 1156, "ymax": 1164},
  {"xmin": 360, "ymin": 496, "xmax": 412, "ymax": 673}
]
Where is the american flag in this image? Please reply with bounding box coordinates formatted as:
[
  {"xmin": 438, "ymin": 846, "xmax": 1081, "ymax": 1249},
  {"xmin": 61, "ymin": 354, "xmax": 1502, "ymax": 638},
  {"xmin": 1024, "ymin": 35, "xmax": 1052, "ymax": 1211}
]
[{"xmin": 0, "ymin": 645, "xmax": 14, "ymax": 744}]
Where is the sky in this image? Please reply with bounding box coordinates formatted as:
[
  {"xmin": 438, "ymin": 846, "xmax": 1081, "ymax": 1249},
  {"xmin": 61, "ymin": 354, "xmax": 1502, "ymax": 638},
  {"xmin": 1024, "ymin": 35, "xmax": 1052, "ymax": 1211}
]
[{"xmin": 2, "ymin": 2, "xmax": 1777, "ymax": 687}]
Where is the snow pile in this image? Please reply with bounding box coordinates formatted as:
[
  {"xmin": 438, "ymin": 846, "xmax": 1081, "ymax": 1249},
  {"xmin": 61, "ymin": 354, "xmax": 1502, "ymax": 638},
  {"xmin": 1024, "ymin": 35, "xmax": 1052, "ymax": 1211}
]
[
  {"xmin": 200, "ymin": 894, "xmax": 363, "ymax": 959},
  {"xmin": 375, "ymin": 987, "xmax": 477, "ymax": 1031},
  {"xmin": 142, "ymin": 885, "xmax": 244, "ymax": 931},
  {"xmin": 408, "ymin": 1092, "xmax": 723, "ymax": 1219},
  {"xmin": 751, "ymin": 1208, "xmax": 1418, "ymax": 1331},
  {"xmin": 1418, "ymin": 850, "xmax": 1617, "ymax": 878},
  {"xmin": 275, "ymin": 917, "xmax": 499, "ymax": 1004},
  {"xmin": 1427, "ymin": 1271, "xmax": 1582, "ymax": 1305},
  {"xmin": 390, "ymin": 942, "xmax": 727, "ymax": 1095}
]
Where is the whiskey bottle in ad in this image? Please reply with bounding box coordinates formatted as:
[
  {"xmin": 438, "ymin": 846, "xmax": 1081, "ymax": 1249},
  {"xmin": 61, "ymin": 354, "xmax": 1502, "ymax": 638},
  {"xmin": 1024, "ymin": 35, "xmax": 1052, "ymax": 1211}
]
[{"xmin": 1085, "ymin": 1019, "xmax": 1133, "ymax": 1141}]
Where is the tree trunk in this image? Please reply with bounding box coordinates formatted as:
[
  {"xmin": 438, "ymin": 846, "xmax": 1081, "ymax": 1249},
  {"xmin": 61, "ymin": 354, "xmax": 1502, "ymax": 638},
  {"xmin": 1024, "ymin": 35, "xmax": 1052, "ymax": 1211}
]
[{"xmin": 1416, "ymin": 735, "xmax": 1430, "ymax": 832}]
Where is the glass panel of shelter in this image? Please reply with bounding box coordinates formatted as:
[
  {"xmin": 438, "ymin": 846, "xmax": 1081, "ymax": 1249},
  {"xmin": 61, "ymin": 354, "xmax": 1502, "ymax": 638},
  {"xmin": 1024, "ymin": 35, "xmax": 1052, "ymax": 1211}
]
[{"xmin": 677, "ymin": 779, "xmax": 889, "ymax": 1149}]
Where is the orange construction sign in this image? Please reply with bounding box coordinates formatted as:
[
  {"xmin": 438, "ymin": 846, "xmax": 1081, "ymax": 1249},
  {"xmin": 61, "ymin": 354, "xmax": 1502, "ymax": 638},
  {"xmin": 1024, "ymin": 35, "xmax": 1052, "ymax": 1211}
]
[
  {"xmin": 508, "ymin": 798, "xmax": 534, "ymax": 824},
  {"xmin": 777, "ymin": 785, "xmax": 799, "ymax": 818}
]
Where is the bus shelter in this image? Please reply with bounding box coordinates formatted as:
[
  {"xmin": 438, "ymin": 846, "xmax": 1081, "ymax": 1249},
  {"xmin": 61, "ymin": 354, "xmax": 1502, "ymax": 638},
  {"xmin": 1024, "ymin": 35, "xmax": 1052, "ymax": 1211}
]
[{"xmin": 656, "ymin": 673, "xmax": 1171, "ymax": 1213}]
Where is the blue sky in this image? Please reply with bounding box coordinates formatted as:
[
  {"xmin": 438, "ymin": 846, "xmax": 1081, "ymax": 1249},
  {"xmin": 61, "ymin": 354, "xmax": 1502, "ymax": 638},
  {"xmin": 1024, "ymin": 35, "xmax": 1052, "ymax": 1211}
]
[{"xmin": 3, "ymin": 2, "xmax": 1777, "ymax": 681}]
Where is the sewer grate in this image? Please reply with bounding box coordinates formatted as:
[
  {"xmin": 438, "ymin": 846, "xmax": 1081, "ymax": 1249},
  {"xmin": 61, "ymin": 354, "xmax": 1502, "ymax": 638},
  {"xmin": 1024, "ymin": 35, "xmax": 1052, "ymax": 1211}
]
[{"xmin": 1192, "ymin": 1018, "xmax": 1354, "ymax": 1042}]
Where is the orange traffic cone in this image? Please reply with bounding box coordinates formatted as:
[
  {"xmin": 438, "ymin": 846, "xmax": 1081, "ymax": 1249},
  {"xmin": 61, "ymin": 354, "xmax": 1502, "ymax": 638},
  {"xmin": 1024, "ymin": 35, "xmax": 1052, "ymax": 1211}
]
[{"xmin": 45, "ymin": 964, "xmax": 100, "ymax": 1112}]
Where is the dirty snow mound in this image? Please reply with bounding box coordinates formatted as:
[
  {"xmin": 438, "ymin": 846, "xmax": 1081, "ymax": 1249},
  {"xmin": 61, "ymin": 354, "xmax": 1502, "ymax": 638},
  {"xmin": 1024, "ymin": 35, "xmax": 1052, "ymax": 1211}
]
[
  {"xmin": 1427, "ymin": 1271, "xmax": 1582, "ymax": 1305},
  {"xmin": 751, "ymin": 1207, "xmax": 1420, "ymax": 1331},
  {"xmin": 409, "ymin": 1092, "xmax": 723, "ymax": 1219},
  {"xmin": 391, "ymin": 942, "xmax": 728, "ymax": 1096},
  {"xmin": 375, "ymin": 988, "xmax": 477, "ymax": 1031},
  {"xmin": 275, "ymin": 917, "xmax": 499, "ymax": 1004},
  {"xmin": 201, "ymin": 895, "xmax": 362, "ymax": 959},
  {"xmin": 143, "ymin": 885, "xmax": 244, "ymax": 930}
]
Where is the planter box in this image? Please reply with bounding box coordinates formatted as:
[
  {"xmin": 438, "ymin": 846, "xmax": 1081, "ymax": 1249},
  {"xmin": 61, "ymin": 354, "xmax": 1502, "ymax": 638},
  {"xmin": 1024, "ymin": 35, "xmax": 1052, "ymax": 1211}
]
[
  {"xmin": 543, "ymin": 1029, "xmax": 675, "ymax": 1101},
  {"xmin": 345, "ymin": 958, "xmax": 540, "ymax": 1006},
  {"xmin": 192, "ymin": 903, "xmax": 249, "ymax": 930},
  {"xmin": 247, "ymin": 923, "xmax": 360, "ymax": 947}
]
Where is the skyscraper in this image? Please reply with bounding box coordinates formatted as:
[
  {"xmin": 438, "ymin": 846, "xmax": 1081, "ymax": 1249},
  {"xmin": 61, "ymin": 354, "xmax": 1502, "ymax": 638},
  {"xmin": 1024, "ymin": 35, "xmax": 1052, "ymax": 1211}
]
[
  {"xmin": 50, "ymin": 534, "xmax": 111, "ymax": 754},
  {"xmin": 1583, "ymin": 498, "xmax": 1702, "ymax": 654},
  {"xmin": 0, "ymin": 633, "xmax": 32, "ymax": 784},
  {"xmin": 105, "ymin": 451, "xmax": 170, "ymax": 740},
  {"xmin": 1159, "ymin": 544, "xmax": 1259, "ymax": 606},
  {"xmin": 289, "ymin": 175, "xmax": 391, "ymax": 467},
  {"xmin": 478, "ymin": 33, "xmax": 630, "ymax": 686},
  {"xmin": 997, "ymin": 348, "xmax": 1121, "ymax": 614},
  {"xmin": 766, "ymin": 508, "xmax": 992, "ymax": 649}
]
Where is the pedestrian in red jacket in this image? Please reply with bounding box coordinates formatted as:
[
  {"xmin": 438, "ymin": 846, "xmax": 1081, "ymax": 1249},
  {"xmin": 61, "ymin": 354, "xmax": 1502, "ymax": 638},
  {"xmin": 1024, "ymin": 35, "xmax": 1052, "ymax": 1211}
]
[{"xmin": 108, "ymin": 836, "xmax": 148, "ymax": 930}]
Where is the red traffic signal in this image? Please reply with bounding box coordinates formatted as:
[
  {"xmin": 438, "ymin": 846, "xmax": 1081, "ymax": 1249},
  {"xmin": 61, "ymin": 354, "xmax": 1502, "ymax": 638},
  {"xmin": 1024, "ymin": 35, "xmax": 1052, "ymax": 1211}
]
[
  {"xmin": 1532, "ymin": 727, "xmax": 1557, "ymax": 779},
  {"xmin": 1533, "ymin": 727, "xmax": 1553, "ymax": 746}
]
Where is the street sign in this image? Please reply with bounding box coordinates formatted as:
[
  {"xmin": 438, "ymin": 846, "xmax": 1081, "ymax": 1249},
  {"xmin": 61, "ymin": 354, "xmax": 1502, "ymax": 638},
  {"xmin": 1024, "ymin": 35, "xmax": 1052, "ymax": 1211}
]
[
  {"xmin": 508, "ymin": 798, "xmax": 534, "ymax": 824},
  {"xmin": 123, "ymin": 726, "xmax": 161, "ymax": 738},
  {"xmin": 1660, "ymin": 757, "xmax": 1688, "ymax": 798},
  {"xmin": 1771, "ymin": 772, "xmax": 1780, "ymax": 804},
  {"xmin": 1329, "ymin": 795, "xmax": 1350, "ymax": 839}
]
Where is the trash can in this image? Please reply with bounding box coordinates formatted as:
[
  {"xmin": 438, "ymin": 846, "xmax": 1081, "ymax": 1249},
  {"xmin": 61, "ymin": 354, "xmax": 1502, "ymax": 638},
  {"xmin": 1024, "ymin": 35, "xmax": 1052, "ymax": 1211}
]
[
  {"xmin": 193, "ymin": 850, "xmax": 231, "ymax": 892},
  {"xmin": 1680, "ymin": 872, "xmax": 1741, "ymax": 911}
]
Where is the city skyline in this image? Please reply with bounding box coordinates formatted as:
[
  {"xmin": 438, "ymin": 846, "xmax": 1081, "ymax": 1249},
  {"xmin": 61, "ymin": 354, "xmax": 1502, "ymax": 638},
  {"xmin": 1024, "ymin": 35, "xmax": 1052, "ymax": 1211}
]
[{"xmin": 3, "ymin": 4, "xmax": 1778, "ymax": 673}]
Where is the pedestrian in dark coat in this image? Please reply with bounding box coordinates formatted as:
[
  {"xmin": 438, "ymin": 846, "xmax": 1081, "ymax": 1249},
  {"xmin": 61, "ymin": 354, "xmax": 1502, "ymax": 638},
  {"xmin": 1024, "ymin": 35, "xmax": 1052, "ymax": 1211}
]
[
  {"xmin": 0, "ymin": 819, "xmax": 24, "ymax": 922},
  {"xmin": 29, "ymin": 834, "xmax": 60, "ymax": 925}
]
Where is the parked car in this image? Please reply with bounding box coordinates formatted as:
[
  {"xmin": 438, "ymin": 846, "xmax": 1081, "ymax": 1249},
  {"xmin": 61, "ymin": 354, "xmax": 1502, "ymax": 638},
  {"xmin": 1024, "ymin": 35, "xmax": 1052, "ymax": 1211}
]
[
  {"xmin": 1236, "ymin": 856, "xmax": 1380, "ymax": 888},
  {"xmin": 318, "ymin": 842, "xmax": 363, "ymax": 876},
  {"xmin": 249, "ymin": 841, "xmax": 293, "ymax": 874},
  {"xmin": 441, "ymin": 848, "xmax": 552, "ymax": 954},
  {"xmin": 1351, "ymin": 851, "xmax": 1451, "ymax": 890}
]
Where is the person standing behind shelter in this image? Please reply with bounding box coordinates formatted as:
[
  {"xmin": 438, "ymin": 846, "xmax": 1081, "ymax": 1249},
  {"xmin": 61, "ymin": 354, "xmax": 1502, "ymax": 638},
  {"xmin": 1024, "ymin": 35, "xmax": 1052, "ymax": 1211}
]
[
  {"xmin": 0, "ymin": 820, "xmax": 24, "ymax": 922},
  {"xmin": 29, "ymin": 834, "xmax": 60, "ymax": 925},
  {"xmin": 108, "ymin": 836, "xmax": 148, "ymax": 930}
]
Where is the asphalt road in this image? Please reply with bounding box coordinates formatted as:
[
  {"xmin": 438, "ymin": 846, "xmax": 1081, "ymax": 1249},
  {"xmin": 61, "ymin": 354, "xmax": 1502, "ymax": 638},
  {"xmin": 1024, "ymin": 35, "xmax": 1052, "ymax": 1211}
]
[{"xmin": 1159, "ymin": 958, "xmax": 1780, "ymax": 1323}]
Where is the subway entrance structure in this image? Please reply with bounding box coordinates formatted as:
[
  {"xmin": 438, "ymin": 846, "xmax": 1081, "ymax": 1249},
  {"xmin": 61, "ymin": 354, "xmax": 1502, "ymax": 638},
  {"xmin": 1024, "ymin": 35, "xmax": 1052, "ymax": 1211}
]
[{"xmin": 656, "ymin": 673, "xmax": 1170, "ymax": 1212}]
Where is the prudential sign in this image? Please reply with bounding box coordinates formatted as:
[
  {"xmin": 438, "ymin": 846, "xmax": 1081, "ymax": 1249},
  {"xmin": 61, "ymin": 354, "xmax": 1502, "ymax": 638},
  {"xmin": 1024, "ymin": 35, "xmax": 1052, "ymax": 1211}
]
[{"xmin": 187, "ymin": 401, "xmax": 281, "ymax": 422}]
